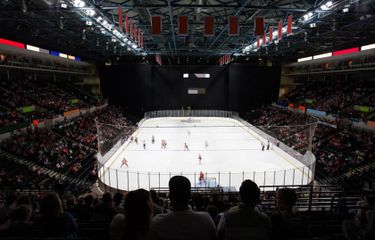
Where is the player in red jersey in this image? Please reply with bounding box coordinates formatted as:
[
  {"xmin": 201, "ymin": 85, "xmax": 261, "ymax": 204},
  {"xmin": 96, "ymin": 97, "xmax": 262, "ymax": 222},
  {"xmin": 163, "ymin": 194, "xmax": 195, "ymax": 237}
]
[{"xmin": 121, "ymin": 158, "xmax": 128, "ymax": 168}]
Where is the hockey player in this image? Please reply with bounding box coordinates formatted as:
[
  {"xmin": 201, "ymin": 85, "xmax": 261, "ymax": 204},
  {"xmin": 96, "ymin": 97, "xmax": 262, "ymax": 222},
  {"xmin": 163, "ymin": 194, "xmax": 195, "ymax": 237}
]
[
  {"xmin": 184, "ymin": 142, "xmax": 189, "ymax": 151},
  {"xmin": 121, "ymin": 158, "xmax": 128, "ymax": 168},
  {"xmin": 205, "ymin": 140, "xmax": 208, "ymax": 148},
  {"xmin": 198, "ymin": 153, "xmax": 202, "ymax": 165},
  {"xmin": 143, "ymin": 140, "xmax": 146, "ymax": 150},
  {"xmin": 151, "ymin": 135, "xmax": 155, "ymax": 144}
]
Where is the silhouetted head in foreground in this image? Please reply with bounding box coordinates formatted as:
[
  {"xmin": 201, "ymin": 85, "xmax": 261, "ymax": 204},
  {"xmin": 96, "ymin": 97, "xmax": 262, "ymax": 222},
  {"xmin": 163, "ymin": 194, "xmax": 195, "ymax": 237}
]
[
  {"xmin": 169, "ymin": 176, "xmax": 191, "ymax": 210},
  {"xmin": 239, "ymin": 179, "xmax": 260, "ymax": 206}
]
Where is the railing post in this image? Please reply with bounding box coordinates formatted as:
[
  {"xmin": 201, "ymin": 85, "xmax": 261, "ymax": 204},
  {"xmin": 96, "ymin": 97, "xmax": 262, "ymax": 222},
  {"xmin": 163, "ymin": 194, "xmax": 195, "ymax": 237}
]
[
  {"xmin": 116, "ymin": 169, "xmax": 119, "ymax": 191},
  {"xmin": 273, "ymin": 171, "xmax": 276, "ymax": 190},
  {"xmin": 148, "ymin": 172, "xmax": 151, "ymax": 190},
  {"xmin": 283, "ymin": 170, "xmax": 286, "ymax": 186},
  {"xmin": 127, "ymin": 171, "xmax": 129, "ymax": 191},
  {"xmin": 205, "ymin": 172, "xmax": 208, "ymax": 187},
  {"xmin": 263, "ymin": 171, "xmax": 266, "ymax": 187},
  {"xmin": 108, "ymin": 168, "xmax": 111, "ymax": 188},
  {"xmin": 158, "ymin": 172, "xmax": 161, "ymax": 190},
  {"xmin": 292, "ymin": 169, "xmax": 296, "ymax": 186},
  {"xmin": 218, "ymin": 172, "xmax": 220, "ymax": 186},
  {"xmin": 137, "ymin": 172, "xmax": 140, "ymax": 189},
  {"xmin": 194, "ymin": 172, "xmax": 196, "ymax": 187},
  {"xmin": 301, "ymin": 167, "xmax": 305, "ymax": 185},
  {"xmin": 229, "ymin": 172, "xmax": 231, "ymax": 191},
  {"xmin": 307, "ymin": 165, "xmax": 310, "ymax": 183}
]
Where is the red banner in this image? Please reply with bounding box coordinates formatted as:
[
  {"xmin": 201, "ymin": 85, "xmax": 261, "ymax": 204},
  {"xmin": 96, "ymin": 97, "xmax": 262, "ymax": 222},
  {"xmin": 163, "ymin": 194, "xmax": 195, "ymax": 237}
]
[
  {"xmin": 278, "ymin": 20, "xmax": 282, "ymax": 40},
  {"xmin": 204, "ymin": 16, "xmax": 214, "ymax": 36},
  {"xmin": 263, "ymin": 31, "xmax": 266, "ymax": 45},
  {"xmin": 257, "ymin": 37, "xmax": 260, "ymax": 48},
  {"xmin": 151, "ymin": 16, "xmax": 161, "ymax": 35},
  {"xmin": 130, "ymin": 19, "xmax": 133, "ymax": 38},
  {"xmin": 254, "ymin": 16, "xmax": 264, "ymax": 36},
  {"xmin": 134, "ymin": 25, "xmax": 137, "ymax": 41},
  {"xmin": 269, "ymin": 27, "xmax": 273, "ymax": 42},
  {"xmin": 118, "ymin": 6, "xmax": 123, "ymax": 32},
  {"xmin": 287, "ymin": 15, "xmax": 293, "ymax": 35},
  {"xmin": 228, "ymin": 16, "xmax": 239, "ymax": 36},
  {"xmin": 125, "ymin": 15, "xmax": 129, "ymax": 34},
  {"xmin": 138, "ymin": 29, "xmax": 141, "ymax": 46},
  {"xmin": 178, "ymin": 16, "xmax": 188, "ymax": 35}
]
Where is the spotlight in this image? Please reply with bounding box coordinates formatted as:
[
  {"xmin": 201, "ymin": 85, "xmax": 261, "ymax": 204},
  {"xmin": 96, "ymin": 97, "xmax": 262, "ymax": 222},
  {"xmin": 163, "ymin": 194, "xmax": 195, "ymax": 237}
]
[
  {"xmin": 310, "ymin": 23, "xmax": 316, "ymax": 28},
  {"xmin": 73, "ymin": 0, "xmax": 85, "ymax": 8},
  {"xmin": 342, "ymin": 8, "xmax": 349, "ymax": 13},
  {"xmin": 60, "ymin": 3, "xmax": 67, "ymax": 9}
]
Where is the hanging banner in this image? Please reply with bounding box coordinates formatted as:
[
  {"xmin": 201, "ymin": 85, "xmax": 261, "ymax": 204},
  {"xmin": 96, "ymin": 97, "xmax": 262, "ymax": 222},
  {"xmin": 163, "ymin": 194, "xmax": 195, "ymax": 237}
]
[
  {"xmin": 178, "ymin": 15, "xmax": 188, "ymax": 35},
  {"xmin": 204, "ymin": 16, "xmax": 214, "ymax": 36},
  {"xmin": 125, "ymin": 15, "xmax": 129, "ymax": 34},
  {"xmin": 118, "ymin": 6, "xmax": 123, "ymax": 32},
  {"xmin": 254, "ymin": 16, "xmax": 264, "ymax": 36},
  {"xmin": 287, "ymin": 15, "xmax": 293, "ymax": 35},
  {"xmin": 269, "ymin": 27, "xmax": 273, "ymax": 42},
  {"xmin": 228, "ymin": 16, "xmax": 239, "ymax": 36},
  {"xmin": 151, "ymin": 16, "xmax": 162, "ymax": 35},
  {"xmin": 278, "ymin": 20, "xmax": 282, "ymax": 40}
]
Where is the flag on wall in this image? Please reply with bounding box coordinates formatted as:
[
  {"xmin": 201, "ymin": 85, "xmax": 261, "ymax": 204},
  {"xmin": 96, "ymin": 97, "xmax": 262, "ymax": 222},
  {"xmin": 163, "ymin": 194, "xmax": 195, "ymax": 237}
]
[
  {"xmin": 254, "ymin": 16, "xmax": 264, "ymax": 36},
  {"xmin": 178, "ymin": 15, "xmax": 188, "ymax": 35},
  {"xmin": 151, "ymin": 16, "xmax": 162, "ymax": 35},
  {"xmin": 204, "ymin": 16, "xmax": 214, "ymax": 36},
  {"xmin": 228, "ymin": 16, "xmax": 239, "ymax": 36}
]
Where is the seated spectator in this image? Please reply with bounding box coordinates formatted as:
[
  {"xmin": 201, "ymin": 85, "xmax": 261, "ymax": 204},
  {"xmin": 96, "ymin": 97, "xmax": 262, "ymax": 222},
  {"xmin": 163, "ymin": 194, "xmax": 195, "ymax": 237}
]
[
  {"xmin": 34, "ymin": 192, "xmax": 78, "ymax": 238},
  {"xmin": 91, "ymin": 192, "xmax": 117, "ymax": 223},
  {"xmin": 271, "ymin": 188, "xmax": 306, "ymax": 239},
  {"xmin": 77, "ymin": 194, "xmax": 94, "ymax": 221},
  {"xmin": 110, "ymin": 189, "xmax": 153, "ymax": 240},
  {"xmin": 0, "ymin": 192, "xmax": 17, "ymax": 224},
  {"xmin": 150, "ymin": 190, "xmax": 164, "ymax": 216},
  {"xmin": 0, "ymin": 204, "xmax": 32, "ymax": 235},
  {"xmin": 113, "ymin": 192, "xmax": 125, "ymax": 214},
  {"xmin": 149, "ymin": 176, "xmax": 216, "ymax": 240},
  {"xmin": 217, "ymin": 179, "xmax": 271, "ymax": 240}
]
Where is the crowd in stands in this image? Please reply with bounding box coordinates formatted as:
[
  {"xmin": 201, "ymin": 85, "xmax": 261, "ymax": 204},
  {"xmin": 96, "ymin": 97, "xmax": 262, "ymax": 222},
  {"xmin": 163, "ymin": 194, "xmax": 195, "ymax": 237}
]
[
  {"xmin": 279, "ymin": 77, "xmax": 375, "ymax": 119},
  {"xmin": 0, "ymin": 177, "xmax": 373, "ymax": 240},
  {"xmin": 246, "ymin": 106, "xmax": 375, "ymax": 179}
]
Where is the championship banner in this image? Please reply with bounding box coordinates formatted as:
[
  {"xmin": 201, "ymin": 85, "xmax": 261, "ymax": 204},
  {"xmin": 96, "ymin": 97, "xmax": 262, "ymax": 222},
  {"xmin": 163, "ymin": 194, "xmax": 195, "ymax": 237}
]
[
  {"xmin": 204, "ymin": 16, "xmax": 214, "ymax": 36},
  {"xmin": 118, "ymin": 6, "xmax": 123, "ymax": 32},
  {"xmin": 269, "ymin": 27, "xmax": 273, "ymax": 42},
  {"xmin": 263, "ymin": 31, "xmax": 266, "ymax": 45},
  {"xmin": 228, "ymin": 16, "xmax": 239, "ymax": 36},
  {"xmin": 178, "ymin": 15, "xmax": 188, "ymax": 36},
  {"xmin": 287, "ymin": 15, "xmax": 293, "ymax": 35},
  {"xmin": 254, "ymin": 16, "xmax": 264, "ymax": 36},
  {"xmin": 130, "ymin": 19, "xmax": 133, "ymax": 38},
  {"xmin": 151, "ymin": 16, "xmax": 162, "ymax": 35},
  {"xmin": 278, "ymin": 20, "xmax": 282, "ymax": 40},
  {"xmin": 125, "ymin": 15, "xmax": 129, "ymax": 34}
]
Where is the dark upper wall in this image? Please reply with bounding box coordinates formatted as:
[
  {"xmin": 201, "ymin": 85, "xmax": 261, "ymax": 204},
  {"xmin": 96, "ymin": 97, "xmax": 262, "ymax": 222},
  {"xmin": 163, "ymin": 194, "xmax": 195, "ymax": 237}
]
[{"xmin": 99, "ymin": 63, "xmax": 280, "ymax": 115}]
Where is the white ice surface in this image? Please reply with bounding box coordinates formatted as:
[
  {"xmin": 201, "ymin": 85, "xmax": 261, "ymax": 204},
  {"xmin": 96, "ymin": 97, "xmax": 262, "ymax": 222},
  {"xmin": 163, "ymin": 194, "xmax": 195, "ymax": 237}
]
[{"xmin": 101, "ymin": 117, "xmax": 309, "ymax": 191}]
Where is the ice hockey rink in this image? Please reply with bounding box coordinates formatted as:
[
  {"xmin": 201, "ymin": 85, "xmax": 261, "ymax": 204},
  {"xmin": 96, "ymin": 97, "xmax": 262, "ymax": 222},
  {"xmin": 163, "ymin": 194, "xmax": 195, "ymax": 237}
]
[{"xmin": 99, "ymin": 117, "xmax": 313, "ymax": 191}]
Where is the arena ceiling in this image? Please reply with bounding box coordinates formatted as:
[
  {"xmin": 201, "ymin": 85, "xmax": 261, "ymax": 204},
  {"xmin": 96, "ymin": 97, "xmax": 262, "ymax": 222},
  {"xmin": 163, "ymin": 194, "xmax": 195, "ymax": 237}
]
[{"xmin": 0, "ymin": 0, "xmax": 374, "ymax": 61}]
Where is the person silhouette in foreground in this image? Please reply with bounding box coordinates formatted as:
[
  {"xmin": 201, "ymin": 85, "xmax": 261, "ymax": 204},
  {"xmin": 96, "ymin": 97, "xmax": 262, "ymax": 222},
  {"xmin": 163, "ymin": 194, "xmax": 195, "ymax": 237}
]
[
  {"xmin": 149, "ymin": 176, "xmax": 216, "ymax": 240},
  {"xmin": 217, "ymin": 179, "xmax": 271, "ymax": 240}
]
